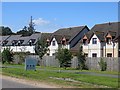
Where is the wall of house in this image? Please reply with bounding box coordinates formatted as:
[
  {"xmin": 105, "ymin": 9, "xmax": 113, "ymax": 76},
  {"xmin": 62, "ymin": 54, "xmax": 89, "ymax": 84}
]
[
  {"xmin": 48, "ymin": 38, "xmax": 59, "ymax": 56},
  {"xmin": 88, "ymin": 34, "xmax": 101, "ymax": 57},
  {"xmin": 61, "ymin": 44, "xmax": 70, "ymax": 49},
  {"xmin": 82, "ymin": 45, "xmax": 89, "ymax": 54},
  {"xmin": 70, "ymin": 28, "xmax": 89, "ymax": 48},
  {"xmin": 1, "ymin": 45, "xmax": 35, "ymax": 53},
  {"xmin": 103, "ymin": 42, "xmax": 118, "ymax": 57}
]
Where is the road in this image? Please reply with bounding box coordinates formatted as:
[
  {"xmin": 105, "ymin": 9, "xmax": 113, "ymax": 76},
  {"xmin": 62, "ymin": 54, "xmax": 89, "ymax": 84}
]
[
  {"xmin": 1, "ymin": 75, "xmax": 59, "ymax": 88},
  {"xmin": 2, "ymin": 78, "xmax": 38, "ymax": 88}
]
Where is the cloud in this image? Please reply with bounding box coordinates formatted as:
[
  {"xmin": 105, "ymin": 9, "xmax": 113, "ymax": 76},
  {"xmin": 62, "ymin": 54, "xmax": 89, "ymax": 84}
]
[
  {"xmin": 53, "ymin": 18, "xmax": 57, "ymax": 21},
  {"xmin": 33, "ymin": 18, "xmax": 50, "ymax": 26}
]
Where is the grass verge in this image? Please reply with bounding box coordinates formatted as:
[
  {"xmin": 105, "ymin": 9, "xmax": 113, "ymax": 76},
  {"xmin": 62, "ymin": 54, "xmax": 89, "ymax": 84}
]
[{"xmin": 2, "ymin": 67, "xmax": 118, "ymax": 88}]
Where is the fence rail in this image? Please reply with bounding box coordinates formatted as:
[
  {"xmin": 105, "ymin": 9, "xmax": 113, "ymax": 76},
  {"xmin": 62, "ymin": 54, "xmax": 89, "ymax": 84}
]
[{"xmin": 13, "ymin": 55, "xmax": 120, "ymax": 71}]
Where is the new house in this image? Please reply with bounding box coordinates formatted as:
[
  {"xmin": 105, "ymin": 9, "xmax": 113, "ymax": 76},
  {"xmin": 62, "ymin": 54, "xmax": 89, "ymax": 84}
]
[
  {"xmin": 1, "ymin": 33, "xmax": 41, "ymax": 53},
  {"xmin": 82, "ymin": 22, "xmax": 119, "ymax": 57},
  {"xmin": 47, "ymin": 26, "xmax": 90, "ymax": 56}
]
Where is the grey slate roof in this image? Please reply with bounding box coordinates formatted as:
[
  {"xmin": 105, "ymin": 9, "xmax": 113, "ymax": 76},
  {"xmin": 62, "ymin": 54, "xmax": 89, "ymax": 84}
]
[
  {"xmin": 41, "ymin": 33, "xmax": 52, "ymax": 41},
  {"xmin": 0, "ymin": 35, "xmax": 10, "ymax": 45},
  {"xmin": 84, "ymin": 22, "xmax": 119, "ymax": 42},
  {"xmin": 18, "ymin": 36, "xmax": 30, "ymax": 45},
  {"xmin": 29, "ymin": 33, "xmax": 41, "ymax": 44},
  {"xmin": 18, "ymin": 33, "xmax": 41, "ymax": 45},
  {"xmin": 52, "ymin": 26, "xmax": 88, "ymax": 43},
  {"xmin": 6, "ymin": 35, "xmax": 22, "ymax": 46}
]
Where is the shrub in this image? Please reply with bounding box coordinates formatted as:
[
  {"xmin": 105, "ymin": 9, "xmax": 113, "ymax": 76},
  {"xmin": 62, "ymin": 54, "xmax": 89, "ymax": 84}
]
[
  {"xmin": 55, "ymin": 48, "xmax": 73, "ymax": 69},
  {"xmin": 77, "ymin": 46, "xmax": 88, "ymax": 70},
  {"xmin": 98, "ymin": 58, "xmax": 107, "ymax": 71},
  {"xmin": 2, "ymin": 48, "xmax": 13, "ymax": 64}
]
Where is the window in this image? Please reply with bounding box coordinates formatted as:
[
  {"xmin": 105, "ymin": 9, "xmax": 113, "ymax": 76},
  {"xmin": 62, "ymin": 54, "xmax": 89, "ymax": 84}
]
[
  {"xmin": 29, "ymin": 40, "xmax": 33, "ymax": 46},
  {"xmin": 83, "ymin": 39, "xmax": 88, "ymax": 45},
  {"xmin": 62, "ymin": 40, "xmax": 66, "ymax": 45},
  {"xmin": 92, "ymin": 38, "xmax": 97, "ymax": 44},
  {"xmin": 92, "ymin": 53, "xmax": 97, "ymax": 57},
  {"xmin": 107, "ymin": 53, "xmax": 112, "ymax": 57},
  {"xmin": 12, "ymin": 41, "xmax": 15, "ymax": 46},
  {"xmin": 2, "ymin": 41, "xmax": 8, "ymax": 46},
  {"xmin": 106, "ymin": 38, "xmax": 111, "ymax": 44},
  {"xmin": 52, "ymin": 53, "xmax": 55, "ymax": 56},
  {"xmin": 52, "ymin": 41, "xmax": 56, "ymax": 46},
  {"xmin": 18, "ymin": 41, "xmax": 21, "ymax": 46},
  {"xmin": 84, "ymin": 53, "xmax": 88, "ymax": 57}
]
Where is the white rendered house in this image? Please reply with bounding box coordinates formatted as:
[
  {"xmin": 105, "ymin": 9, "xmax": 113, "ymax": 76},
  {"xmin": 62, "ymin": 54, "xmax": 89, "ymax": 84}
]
[{"xmin": 82, "ymin": 22, "xmax": 119, "ymax": 57}]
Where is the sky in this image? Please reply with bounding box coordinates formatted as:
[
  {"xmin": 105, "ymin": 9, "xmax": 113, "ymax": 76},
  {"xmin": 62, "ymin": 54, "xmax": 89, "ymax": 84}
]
[{"xmin": 2, "ymin": 2, "xmax": 118, "ymax": 33}]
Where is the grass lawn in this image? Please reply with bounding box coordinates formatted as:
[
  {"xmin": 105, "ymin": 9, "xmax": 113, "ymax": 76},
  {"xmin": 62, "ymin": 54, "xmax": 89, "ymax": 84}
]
[
  {"xmin": 2, "ymin": 64, "xmax": 118, "ymax": 75},
  {"xmin": 2, "ymin": 66, "xmax": 119, "ymax": 88}
]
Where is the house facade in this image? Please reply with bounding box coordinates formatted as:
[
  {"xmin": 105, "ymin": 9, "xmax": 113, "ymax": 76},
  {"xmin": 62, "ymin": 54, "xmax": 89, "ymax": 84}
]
[
  {"xmin": 1, "ymin": 33, "xmax": 41, "ymax": 53},
  {"xmin": 82, "ymin": 22, "xmax": 119, "ymax": 57},
  {"xmin": 47, "ymin": 26, "xmax": 90, "ymax": 56}
]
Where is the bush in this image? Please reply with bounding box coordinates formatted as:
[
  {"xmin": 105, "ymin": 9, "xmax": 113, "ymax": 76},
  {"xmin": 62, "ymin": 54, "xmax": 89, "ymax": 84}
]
[
  {"xmin": 2, "ymin": 48, "xmax": 13, "ymax": 64},
  {"xmin": 98, "ymin": 58, "xmax": 107, "ymax": 71},
  {"xmin": 55, "ymin": 48, "xmax": 73, "ymax": 69},
  {"xmin": 77, "ymin": 46, "xmax": 88, "ymax": 70}
]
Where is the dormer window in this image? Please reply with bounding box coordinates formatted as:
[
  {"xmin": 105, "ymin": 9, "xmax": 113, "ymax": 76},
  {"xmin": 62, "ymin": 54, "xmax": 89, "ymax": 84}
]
[
  {"xmin": 12, "ymin": 41, "xmax": 15, "ymax": 46},
  {"xmin": 83, "ymin": 39, "xmax": 88, "ymax": 45},
  {"xmin": 52, "ymin": 41, "xmax": 56, "ymax": 46},
  {"xmin": 29, "ymin": 39, "xmax": 35, "ymax": 46},
  {"xmin": 62, "ymin": 40, "xmax": 66, "ymax": 45},
  {"xmin": 92, "ymin": 38, "xmax": 97, "ymax": 44},
  {"xmin": 106, "ymin": 38, "xmax": 111, "ymax": 44},
  {"xmin": 18, "ymin": 41, "xmax": 21, "ymax": 46},
  {"xmin": 46, "ymin": 39, "xmax": 50, "ymax": 46},
  {"xmin": 106, "ymin": 33, "xmax": 112, "ymax": 44},
  {"xmin": 29, "ymin": 40, "xmax": 32, "ymax": 46},
  {"xmin": 18, "ymin": 40, "xmax": 24, "ymax": 46},
  {"xmin": 2, "ymin": 41, "xmax": 8, "ymax": 46},
  {"xmin": 61, "ymin": 37, "xmax": 66, "ymax": 45}
]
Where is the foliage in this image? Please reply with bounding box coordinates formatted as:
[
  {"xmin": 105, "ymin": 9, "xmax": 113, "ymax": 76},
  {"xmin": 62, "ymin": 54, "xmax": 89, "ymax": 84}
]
[
  {"xmin": 35, "ymin": 39, "xmax": 49, "ymax": 59},
  {"xmin": 0, "ymin": 26, "xmax": 14, "ymax": 35},
  {"xmin": 77, "ymin": 46, "xmax": 88, "ymax": 70},
  {"xmin": 16, "ymin": 52, "xmax": 27, "ymax": 64},
  {"xmin": 2, "ymin": 48, "xmax": 13, "ymax": 64},
  {"xmin": 16, "ymin": 26, "xmax": 33, "ymax": 36},
  {"xmin": 56, "ymin": 48, "xmax": 73, "ymax": 69},
  {"xmin": 0, "ymin": 52, "xmax": 2, "ymax": 62},
  {"xmin": 98, "ymin": 58, "xmax": 107, "ymax": 71}
]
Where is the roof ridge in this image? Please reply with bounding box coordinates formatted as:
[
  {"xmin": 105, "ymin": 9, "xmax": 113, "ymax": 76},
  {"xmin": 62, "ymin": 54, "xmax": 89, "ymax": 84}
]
[
  {"xmin": 94, "ymin": 21, "xmax": 120, "ymax": 26},
  {"xmin": 59, "ymin": 25, "xmax": 85, "ymax": 30}
]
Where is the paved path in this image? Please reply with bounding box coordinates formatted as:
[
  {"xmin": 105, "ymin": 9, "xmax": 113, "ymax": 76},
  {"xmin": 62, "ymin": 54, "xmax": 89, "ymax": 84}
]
[
  {"xmin": 3, "ymin": 66, "xmax": 119, "ymax": 78},
  {"xmin": 75, "ymin": 72, "xmax": 119, "ymax": 78}
]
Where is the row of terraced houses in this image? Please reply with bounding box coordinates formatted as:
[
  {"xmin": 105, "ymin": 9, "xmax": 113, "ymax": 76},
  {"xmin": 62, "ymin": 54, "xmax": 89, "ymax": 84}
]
[{"xmin": 0, "ymin": 22, "xmax": 120, "ymax": 58}]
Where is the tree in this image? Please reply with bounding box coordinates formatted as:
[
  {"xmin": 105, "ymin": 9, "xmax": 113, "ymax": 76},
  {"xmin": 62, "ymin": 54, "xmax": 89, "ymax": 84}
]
[
  {"xmin": 2, "ymin": 48, "xmax": 13, "ymax": 64},
  {"xmin": 17, "ymin": 52, "xmax": 26, "ymax": 65},
  {"xmin": 0, "ymin": 26, "xmax": 14, "ymax": 35},
  {"xmin": 16, "ymin": 16, "xmax": 35, "ymax": 36},
  {"xmin": 28, "ymin": 16, "xmax": 35, "ymax": 35},
  {"xmin": 16, "ymin": 26, "xmax": 29, "ymax": 36},
  {"xmin": 98, "ymin": 58, "xmax": 107, "ymax": 71},
  {"xmin": 77, "ymin": 46, "xmax": 87, "ymax": 70},
  {"xmin": 35, "ymin": 39, "xmax": 49, "ymax": 59},
  {"xmin": 56, "ymin": 48, "xmax": 73, "ymax": 69}
]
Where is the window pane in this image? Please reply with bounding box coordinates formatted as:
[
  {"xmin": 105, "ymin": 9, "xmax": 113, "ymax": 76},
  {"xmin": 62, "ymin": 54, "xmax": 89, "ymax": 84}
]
[
  {"xmin": 92, "ymin": 53, "xmax": 97, "ymax": 57},
  {"xmin": 92, "ymin": 38, "xmax": 97, "ymax": 44},
  {"xmin": 52, "ymin": 41, "xmax": 55, "ymax": 46},
  {"xmin": 107, "ymin": 53, "xmax": 112, "ymax": 57}
]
